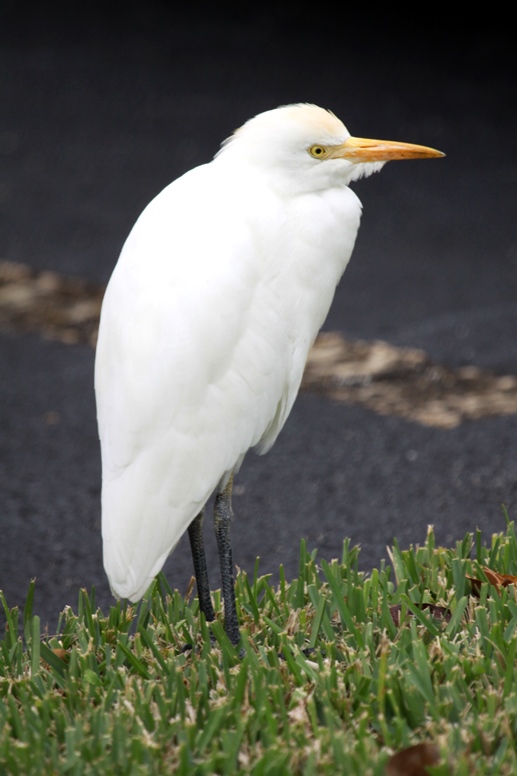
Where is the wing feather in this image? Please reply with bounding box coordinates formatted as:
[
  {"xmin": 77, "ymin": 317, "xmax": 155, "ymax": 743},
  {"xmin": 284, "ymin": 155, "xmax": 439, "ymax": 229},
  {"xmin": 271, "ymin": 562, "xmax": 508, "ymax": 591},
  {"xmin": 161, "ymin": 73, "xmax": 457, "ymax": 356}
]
[
  {"xmin": 96, "ymin": 161, "xmax": 361, "ymax": 600},
  {"xmin": 96, "ymin": 165, "xmax": 292, "ymax": 599}
]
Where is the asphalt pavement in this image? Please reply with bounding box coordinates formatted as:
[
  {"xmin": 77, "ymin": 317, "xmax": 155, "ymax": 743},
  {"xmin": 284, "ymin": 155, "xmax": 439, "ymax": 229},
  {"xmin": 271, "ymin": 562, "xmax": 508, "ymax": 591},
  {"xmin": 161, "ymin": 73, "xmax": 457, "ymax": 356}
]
[{"xmin": 1, "ymin": 5, "xmax": 516, "ymax": 629}]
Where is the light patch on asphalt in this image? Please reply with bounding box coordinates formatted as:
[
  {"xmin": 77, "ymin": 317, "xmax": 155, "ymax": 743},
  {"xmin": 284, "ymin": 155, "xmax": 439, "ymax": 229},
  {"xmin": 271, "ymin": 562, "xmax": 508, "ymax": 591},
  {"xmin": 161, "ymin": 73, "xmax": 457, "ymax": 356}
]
[
  {"xmin": 0, "ymin": 261, "xmax": 102, "ymax": 346},
  {"xmin": 303, "ymin": 332, "xmax": 517, "ymax": 428},
  {"xmin": 1, "ymin": 261, "xmax": 516, "ymax": 428}
]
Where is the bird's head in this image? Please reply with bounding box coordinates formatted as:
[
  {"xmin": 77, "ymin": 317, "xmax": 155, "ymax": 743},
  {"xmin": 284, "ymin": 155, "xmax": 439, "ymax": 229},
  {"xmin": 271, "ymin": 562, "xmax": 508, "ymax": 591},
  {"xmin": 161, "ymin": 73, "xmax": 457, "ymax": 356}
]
[{"xmin": 216, "ymin": 103, "xmax": 444, "ymax": 195}]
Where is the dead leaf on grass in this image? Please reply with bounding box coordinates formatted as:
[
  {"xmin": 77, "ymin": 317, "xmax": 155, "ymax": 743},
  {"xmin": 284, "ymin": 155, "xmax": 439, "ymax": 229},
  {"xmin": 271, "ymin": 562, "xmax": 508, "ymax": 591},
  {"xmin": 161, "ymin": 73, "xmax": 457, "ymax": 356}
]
[
  {"xmin": 51, "ymin": 648, "xmax": 69, "ymax": 661},
  {"xmin": 467, "ymin": 566, "xmax": 517, "ymax": 596},
  {"xmin": 386, "ymin": 742, "xmax": 440, "ymax": 775}
]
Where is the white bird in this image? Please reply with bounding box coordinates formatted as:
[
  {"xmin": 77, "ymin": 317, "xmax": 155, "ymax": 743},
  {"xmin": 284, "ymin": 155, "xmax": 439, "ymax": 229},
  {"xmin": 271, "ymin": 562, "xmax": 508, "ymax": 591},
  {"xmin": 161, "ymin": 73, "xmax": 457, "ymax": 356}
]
[{"xmin": 95, "ymin": 104, "xmax": 443, "ymax": 644}]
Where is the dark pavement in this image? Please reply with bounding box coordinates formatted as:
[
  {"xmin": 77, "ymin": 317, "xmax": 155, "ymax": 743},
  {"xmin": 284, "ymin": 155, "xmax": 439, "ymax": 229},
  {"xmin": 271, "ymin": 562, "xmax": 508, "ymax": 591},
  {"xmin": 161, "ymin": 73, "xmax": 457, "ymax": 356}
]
[{"xmin": 1, "ymin": 5, "xmax": 516, "ymax": 629}]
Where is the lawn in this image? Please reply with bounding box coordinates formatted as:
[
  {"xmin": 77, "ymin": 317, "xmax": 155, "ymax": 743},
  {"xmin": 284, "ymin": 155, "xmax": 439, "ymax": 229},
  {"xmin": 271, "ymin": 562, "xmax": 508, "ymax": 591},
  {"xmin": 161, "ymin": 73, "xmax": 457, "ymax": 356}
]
[{"xmin": 1, "ymin": 520, "xmax": 517, "ymax": 774}]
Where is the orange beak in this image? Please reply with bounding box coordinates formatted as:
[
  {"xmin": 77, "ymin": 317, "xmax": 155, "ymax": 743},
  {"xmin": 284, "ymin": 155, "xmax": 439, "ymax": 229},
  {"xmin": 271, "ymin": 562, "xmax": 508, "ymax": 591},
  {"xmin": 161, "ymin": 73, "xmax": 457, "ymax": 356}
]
[{"xmin": 330, "ymin": 135, "xmax": 445, "ymax": 162}]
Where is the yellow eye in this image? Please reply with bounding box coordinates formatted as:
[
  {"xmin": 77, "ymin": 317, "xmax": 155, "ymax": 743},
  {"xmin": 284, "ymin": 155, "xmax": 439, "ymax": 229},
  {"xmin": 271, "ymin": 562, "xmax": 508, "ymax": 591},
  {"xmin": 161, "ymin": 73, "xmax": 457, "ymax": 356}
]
[{"xmin": 308, "ymin": 145, "xmax": 329, "ymax": 159}]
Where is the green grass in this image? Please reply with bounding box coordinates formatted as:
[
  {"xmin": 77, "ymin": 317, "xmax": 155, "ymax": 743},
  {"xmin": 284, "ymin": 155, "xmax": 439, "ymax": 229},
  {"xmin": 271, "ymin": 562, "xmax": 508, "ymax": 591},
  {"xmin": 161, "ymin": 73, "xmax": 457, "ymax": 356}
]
[{"xmin": 2, "ymin": 521, "xmax": 517, "ymax": 774}]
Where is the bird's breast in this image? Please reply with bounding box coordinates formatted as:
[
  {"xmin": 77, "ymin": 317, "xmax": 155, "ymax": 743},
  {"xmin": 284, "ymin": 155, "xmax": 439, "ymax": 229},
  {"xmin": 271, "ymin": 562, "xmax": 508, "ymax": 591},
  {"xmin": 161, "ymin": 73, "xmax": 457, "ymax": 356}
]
[{"xmin": 255, "ymin": 184, "xmax": 362, "ymax": 343}]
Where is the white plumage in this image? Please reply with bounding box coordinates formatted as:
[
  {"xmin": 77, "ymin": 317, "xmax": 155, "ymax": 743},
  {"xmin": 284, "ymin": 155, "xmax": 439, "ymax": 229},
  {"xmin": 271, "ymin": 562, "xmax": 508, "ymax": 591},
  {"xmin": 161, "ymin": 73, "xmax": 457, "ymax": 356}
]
[{"xmin": 95, "ymin": 104, "xmax": 443, "ymax": 627}]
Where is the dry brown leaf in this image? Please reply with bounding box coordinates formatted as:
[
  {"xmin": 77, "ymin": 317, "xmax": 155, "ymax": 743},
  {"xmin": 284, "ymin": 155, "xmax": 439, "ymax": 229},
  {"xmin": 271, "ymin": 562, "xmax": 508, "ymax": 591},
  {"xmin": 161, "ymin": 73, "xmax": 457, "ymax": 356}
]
[
  {"xmin": 467, "ymin": 566, "xmax": 517, "ymax": 596},
  {"xmin": 386, "ymin": 742, "xmax": 440, "ymax": 775},
  {"xmin": 51, "ymin": 648, "xmax": 69, "ymax": 661},
  {"xmin": 41, "ymin": 647, "xmax": 69, "ymax": 670}
]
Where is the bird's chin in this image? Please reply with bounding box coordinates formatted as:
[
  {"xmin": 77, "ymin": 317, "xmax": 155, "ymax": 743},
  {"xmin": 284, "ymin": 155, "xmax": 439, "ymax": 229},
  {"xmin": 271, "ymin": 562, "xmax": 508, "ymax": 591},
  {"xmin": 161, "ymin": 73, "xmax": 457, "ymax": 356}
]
[{"xmin": 347, "ymin": 161, "xmax": 386, "ymax": 184}]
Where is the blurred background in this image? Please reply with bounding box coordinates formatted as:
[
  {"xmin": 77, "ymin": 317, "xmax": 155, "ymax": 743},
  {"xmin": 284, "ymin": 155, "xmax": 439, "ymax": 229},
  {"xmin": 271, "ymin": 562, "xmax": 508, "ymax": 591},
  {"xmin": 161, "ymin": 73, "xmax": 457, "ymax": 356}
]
[{"xmin": 1, "ymin": 2, "xmax": 516, "ymax": 628}]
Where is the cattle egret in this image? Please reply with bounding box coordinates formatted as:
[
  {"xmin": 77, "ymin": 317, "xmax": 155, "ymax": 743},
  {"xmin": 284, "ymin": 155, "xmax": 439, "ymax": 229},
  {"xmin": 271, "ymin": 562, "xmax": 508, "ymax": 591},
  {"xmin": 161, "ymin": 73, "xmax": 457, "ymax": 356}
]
[{"xmin": 95, "ymin": 104, "xmax": 444, "ymax": 645}]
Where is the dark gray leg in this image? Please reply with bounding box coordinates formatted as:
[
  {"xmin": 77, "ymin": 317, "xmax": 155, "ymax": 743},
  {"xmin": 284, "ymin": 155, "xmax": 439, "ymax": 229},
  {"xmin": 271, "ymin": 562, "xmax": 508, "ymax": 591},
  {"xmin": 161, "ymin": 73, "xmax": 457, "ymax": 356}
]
[
  {"xmin": 214, "ymin": 475, "xmax": 240, "ymax": 646},
  {"xmin": 188, "ymin": 509, "xmax": 216, "ymax": 624}
]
